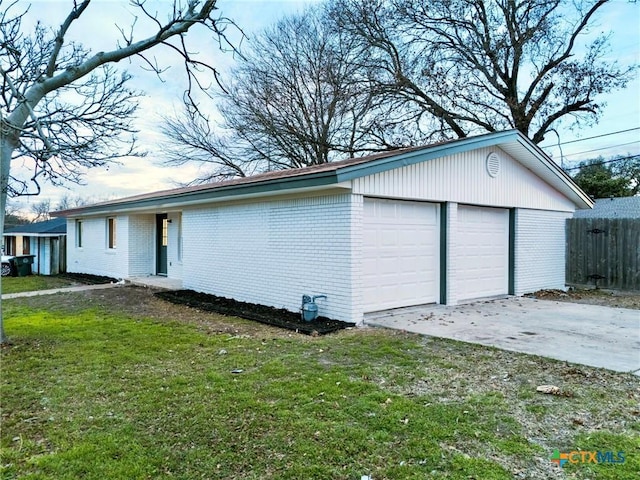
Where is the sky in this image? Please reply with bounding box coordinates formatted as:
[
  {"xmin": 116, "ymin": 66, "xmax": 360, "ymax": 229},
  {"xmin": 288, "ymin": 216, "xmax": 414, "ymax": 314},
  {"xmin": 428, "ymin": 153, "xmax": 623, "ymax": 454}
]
[{"xmin": 7, "ymin": 0, "xmax": 640, "ymax": 214}]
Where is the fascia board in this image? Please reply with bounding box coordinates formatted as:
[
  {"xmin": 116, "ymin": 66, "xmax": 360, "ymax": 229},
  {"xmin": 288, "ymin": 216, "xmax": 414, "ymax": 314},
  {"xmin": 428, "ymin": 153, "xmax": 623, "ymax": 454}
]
[
  {"xmin": 60, "ymin": 177, "xmax": 346, "ymax": 218},
  {"xmin": 511, "ymin": 134, "xmax": 594, "ymax": 209},
  {"xmin": 1, "ymin": 233, "xmax": 65, "ymax": 237}
]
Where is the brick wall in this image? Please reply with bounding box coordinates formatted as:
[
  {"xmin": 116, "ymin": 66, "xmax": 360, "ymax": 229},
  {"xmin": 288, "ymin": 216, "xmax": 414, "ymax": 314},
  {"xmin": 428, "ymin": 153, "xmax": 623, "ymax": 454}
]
[
  {"xmin": 128, "ymin": 214, "xmax": 155, "ymax": 276},
  {"xmin": 514, "ymin": 208, "xmax": 571, "ymax": 295},
  {"xmin": 182, "ymin": 194, "xmax": 358, "ymax": 322},
  {"xmin": 67, "ymin": 216, "xmax": 129, "ymax": 278},
  {"xmin": 348, "ymin": 195, "xmax": 364, "ymax": 324}
]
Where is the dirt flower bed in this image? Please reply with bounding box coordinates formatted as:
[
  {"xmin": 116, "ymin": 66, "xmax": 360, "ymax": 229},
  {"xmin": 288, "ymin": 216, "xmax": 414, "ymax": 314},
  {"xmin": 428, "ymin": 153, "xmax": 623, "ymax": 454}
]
[
  {"xmin": 155, "ymin": 289, "xmax": 355, "ymax": 335},
  {"xmin": 58, "ymin": 272, "xmax": 119, "ymax": 285},
  {"xmin": 526, "ymin": 288, "xmax": 640, "ymax": 310}
]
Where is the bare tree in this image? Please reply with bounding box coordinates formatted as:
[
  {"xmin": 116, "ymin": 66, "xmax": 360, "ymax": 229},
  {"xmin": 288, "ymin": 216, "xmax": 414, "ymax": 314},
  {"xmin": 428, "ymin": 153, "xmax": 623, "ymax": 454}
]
[
  {"xmin": 161, "ymin": 7, "xmax": 398, "ymax": 183},
  {"xmin": 55, "ymin": 193, "xmax": 89, "ymax": 211},
  {"xmin": 330, "ymin": 0, "xmax": 637, "ymax": 143},
  {"xmin": 29, "ymin": 198, "xmax": 50, "ymax": 222},
  {"xmin": 0, "ymin": 0, "xmax": 237, "ymax": 343},
  {"xmin": 3, "ymin": 201, "xmax": 29, "ymax": 230}
]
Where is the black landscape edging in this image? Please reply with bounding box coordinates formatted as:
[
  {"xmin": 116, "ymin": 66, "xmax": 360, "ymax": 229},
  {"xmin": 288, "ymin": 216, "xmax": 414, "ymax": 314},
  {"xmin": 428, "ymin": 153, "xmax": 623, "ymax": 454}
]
[
  {"xmin": 59, "ymin": 273, "xmax": 119, "ymax": 285},
  {"xmin": 155, "ymin": 289, "xmax": 355, "ymax": 335}
]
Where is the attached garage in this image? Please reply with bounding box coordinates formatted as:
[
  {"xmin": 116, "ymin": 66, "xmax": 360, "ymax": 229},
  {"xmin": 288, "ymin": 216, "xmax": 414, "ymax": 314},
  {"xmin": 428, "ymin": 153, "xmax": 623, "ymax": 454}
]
[
  {"xmin": 455, "ymin": 205, "xmax": 509, "ymax": 301},
  {"xmin": 362, "ymin": 198, "xmax": 439, "ymax": 312},
  {"xmin": 56, "ymin": 130, "xmax": 593, "ymax": 325}
]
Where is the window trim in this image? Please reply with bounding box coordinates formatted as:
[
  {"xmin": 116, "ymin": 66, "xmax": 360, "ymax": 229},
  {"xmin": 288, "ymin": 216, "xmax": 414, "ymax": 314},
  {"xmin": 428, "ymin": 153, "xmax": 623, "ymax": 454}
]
[
  {"xmin": 107, "ymin": 217, "xmax": 117, "ymax": 249},
  {"xmin": 76, "ymin": 220, "xmax": 83, "ymax": 248},
  {"xmin": 177, "ymin": 214, "xmax": 183, "ymax": 262}
]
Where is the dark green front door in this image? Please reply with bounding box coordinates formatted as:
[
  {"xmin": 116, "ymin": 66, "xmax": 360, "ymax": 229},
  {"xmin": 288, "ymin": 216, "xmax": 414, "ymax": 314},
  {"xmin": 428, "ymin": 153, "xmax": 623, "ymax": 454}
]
[{"xmin": 156, "ymin": 214, "xmax": 168, "ymax": 276}]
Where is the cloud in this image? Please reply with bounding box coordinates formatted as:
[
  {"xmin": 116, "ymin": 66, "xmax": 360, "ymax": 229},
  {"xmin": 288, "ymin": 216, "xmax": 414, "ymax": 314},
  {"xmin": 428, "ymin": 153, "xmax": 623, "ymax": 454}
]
[
  {"xmin": 8, "ymin": 0, "xmax": 638, "ymax": 213},
  {"xmin": 11, "ymin": 2, "xmax": 320, "ymax": 206}
]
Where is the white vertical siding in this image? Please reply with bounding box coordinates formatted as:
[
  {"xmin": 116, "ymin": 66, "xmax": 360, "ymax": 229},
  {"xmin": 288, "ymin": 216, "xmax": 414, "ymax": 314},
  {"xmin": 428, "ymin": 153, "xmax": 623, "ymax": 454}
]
[
  {"xmin": 352, "ymin": 147, "xmax": 575, "ymax": 212},
  {"xmin": 28, "ymin": 237, "xmax": 36, "ymax": 271},
  {"xmin": 40, "ymin": 239, "xmax": 51, "ymax": 275},
  {"xmin": 182, "ymin": 194, "xmax": 357, "ymax": 322},
  {"xmin": 67, "ymin": 216, "xmax": 129, "ymax": 278},
  {"xmin": 32, "ymin": 238, "xmax": 48, "ymax": 275},
  {"xmin": 514, "ymin": 209, "xmax": 571, "ymax": 295}
]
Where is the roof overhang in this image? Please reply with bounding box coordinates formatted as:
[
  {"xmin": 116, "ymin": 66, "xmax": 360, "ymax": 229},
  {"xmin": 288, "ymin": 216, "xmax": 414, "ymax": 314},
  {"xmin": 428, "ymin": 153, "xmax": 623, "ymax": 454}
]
[
  {"xmin": 53, "ymin": 130, "xmax": 593, "ymax": 218},
  {"xmin": 2, "ymin": 233, "xmax": 65, "ymax": 237},
  {"xmin": 335, "ymin": 130, "xmax": 593, "ymax": 209},
  {"xmin": 57, "ymin": 181, "xmax": 351, "ymax": 218}
]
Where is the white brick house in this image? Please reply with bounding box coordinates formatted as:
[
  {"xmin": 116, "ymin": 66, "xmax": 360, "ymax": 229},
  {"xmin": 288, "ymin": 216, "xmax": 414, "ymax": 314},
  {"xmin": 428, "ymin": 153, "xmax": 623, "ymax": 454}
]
[{"xmin": 54, "ymin": 131, "xmax": 592, "ymax": 324}]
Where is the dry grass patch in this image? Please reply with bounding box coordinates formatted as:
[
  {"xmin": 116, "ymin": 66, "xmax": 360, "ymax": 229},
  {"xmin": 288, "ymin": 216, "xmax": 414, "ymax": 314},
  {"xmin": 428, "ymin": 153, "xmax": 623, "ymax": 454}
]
[{"xmin": 1, "ymin": 286, "xmax": 638, "ymax": 479}]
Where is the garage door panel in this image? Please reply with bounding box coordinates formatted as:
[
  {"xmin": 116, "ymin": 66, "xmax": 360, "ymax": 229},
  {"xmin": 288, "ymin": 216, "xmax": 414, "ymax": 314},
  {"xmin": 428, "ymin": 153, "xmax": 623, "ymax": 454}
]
[
  {"xmin": 405, "ymin": 256, "xmax": 430, "ymax": 270},
  {"xmin": 457, "ymin": 205, "xmax": 508, "ymax": 301},
  {"xmin": 380, "ymin": 231, "xmax": 399, "ymax": 246},
  {"xmin": 379, "ymin": 258, "xmax": 401, "ymax": 275},
  {"xmin": 363, "ymin": 198, "xmax": 439, "ymax": 312}
]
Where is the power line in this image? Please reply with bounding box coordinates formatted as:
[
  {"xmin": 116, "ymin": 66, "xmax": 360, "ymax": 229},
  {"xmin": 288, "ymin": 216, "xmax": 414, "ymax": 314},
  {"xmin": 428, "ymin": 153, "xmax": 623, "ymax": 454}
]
[
  {"xmin": 563, "ymin": 154, "xmax": 640, "ymax": 171},
  {"xmin": 562, "ymin": 140, "xmax": 640, "ymax": 158},
  {"xmin": 541, "ymin": 127, "xmax": 640, "ymax": 148}
]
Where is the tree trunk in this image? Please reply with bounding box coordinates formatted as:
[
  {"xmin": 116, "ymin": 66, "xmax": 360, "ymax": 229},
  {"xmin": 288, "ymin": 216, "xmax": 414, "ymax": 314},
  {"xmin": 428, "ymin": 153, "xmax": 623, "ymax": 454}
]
[
  {"xmin": 0, "ymin": 133, "xmax": 13, "ymax": 344},
  {"xmin": 0, "ymin": 0, "xmax": 221, "ymax": 344},
  {"xmin": 0, "ymin": 109, "xmax": 26, "ymax": 343}
]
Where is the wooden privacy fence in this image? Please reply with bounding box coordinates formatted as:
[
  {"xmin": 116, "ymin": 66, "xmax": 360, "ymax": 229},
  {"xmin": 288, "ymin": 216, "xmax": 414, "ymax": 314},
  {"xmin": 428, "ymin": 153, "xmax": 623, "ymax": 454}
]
[{"xmin": 566, "ymin": 218, "xmax": 640, "ymax": 291}]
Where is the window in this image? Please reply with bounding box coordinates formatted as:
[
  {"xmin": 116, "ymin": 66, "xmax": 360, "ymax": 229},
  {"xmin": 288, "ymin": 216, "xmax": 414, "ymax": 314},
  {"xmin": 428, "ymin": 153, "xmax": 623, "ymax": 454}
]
[
  {"xmin": 22, "ymin": 236, "xmax": 30, "ymax": 254},
  {"xmin": 6, "ymin": 237, "xmax": 16, "ymax": 255},
  {"xmin": 76, "ymin": 220, "xmax": 83, "ymax": 248},
  {"xmin": 107, "ymin": 217, "xmax": 116, "ymax": 249},
  {"xmin": 161, "ymin": 218, "xmax": 168, "ymax": 247}
]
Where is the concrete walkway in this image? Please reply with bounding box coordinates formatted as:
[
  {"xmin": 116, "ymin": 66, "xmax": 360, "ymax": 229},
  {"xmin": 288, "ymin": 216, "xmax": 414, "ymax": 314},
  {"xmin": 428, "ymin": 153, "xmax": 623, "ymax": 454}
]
[
  {"xmin": 1, "ymin": 276, "xmax": 180, "ymax": 300},
  {"xmin": 127, "ymin": 276, "xmax": 182, "ymax": 290},
  {"xmin": 366, "ymin": 297, "xmax": 640, "ymax": 375},
  {"xmin": 2, "ymin": 282, "xmax": 120, "ymax": 299}
]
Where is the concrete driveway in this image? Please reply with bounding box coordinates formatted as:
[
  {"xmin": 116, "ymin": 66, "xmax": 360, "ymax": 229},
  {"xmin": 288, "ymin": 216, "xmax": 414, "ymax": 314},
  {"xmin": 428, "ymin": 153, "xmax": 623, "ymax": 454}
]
[{"xmin": 365, "ymin": 297, "xmax": 640, "ymax": 375}]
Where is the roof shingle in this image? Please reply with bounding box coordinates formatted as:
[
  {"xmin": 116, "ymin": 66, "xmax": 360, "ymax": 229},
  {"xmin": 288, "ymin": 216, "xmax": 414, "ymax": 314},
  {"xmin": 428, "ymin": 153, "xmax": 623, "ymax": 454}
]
[
  {"xmin": 573, "ymin": 197, "xmax": 640, "ymax": 219},
  {"xmin": 4, "ymin": 217, "xmax": 67, "ymax": 235}
]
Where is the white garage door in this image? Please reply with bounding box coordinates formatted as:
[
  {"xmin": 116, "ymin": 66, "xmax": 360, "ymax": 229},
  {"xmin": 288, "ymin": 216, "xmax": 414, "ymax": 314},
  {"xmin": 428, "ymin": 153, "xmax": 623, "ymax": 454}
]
[
  {"xmin": 457, "ymin": 205, "xmax": 509, "ymax": 301},
  {"xmin": 362, "ymin": 198, "xmax": 439, "ymax": 312}
]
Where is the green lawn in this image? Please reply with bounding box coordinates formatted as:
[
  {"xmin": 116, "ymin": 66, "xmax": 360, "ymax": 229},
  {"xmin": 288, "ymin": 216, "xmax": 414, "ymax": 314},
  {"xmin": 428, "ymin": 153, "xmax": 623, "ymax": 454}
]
[
  {"xmin": 1, "ymin": 290, "xmax": 638, "ymax": 479},
  {"xmin": 1, "ymin": 275, "xmax": 77, "ymax": 295}
]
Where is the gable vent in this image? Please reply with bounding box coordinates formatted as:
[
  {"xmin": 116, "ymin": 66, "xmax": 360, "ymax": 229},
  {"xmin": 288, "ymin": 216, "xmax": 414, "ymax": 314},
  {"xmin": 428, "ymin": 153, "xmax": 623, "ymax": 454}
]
[{"xmin": 486, "ymin": 152, "xmax": 501, "ymax": 178}]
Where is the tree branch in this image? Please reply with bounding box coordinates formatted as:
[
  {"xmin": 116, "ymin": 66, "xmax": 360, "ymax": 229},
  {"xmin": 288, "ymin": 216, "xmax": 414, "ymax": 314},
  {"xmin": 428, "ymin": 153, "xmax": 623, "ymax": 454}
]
[{"xmin": 45, "ymin": 0, "xmax": 90, "ymax": 78}]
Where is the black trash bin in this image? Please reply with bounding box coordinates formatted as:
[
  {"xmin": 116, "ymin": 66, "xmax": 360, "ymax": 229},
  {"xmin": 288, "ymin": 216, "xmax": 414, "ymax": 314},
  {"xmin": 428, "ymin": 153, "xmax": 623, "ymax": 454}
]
[{"xmin": 14, "ymin": 255, "xmax": 35, "ymax": 276}]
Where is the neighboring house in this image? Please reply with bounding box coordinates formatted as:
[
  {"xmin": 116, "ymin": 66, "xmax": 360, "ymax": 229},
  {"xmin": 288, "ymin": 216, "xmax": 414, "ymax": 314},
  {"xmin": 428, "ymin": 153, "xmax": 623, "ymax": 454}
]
[
  {"xmin": 3, "ymin": 218, "xmax": 67, "ymax": 275},
  {"xmin": 53, "ymin": 130, "xmax": 592, "ymax": 324},
  {"xmin": 572, "ymin": 196, "xmax": 640, "ymax": 219}
]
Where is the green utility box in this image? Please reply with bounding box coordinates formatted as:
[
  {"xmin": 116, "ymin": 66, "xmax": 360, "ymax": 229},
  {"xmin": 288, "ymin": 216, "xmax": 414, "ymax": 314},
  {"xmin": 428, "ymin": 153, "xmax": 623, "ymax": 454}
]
[{"xmin": 13, "ymin": 255, "xmax": 35, "ymax": 276}]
